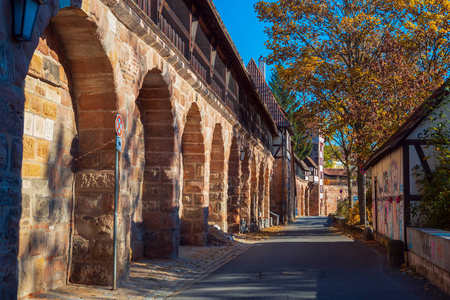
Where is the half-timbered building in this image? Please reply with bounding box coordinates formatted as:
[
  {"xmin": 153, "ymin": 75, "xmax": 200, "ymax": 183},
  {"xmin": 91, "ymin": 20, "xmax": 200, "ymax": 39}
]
[{"xmin": 364, "ymin": 82, "xmax": 450, "ymax": 244}]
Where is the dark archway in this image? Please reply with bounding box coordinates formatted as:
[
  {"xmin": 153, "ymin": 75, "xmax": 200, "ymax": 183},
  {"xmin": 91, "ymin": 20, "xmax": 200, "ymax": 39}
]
[
  {"xmin": 181, "ymin": 103, "xmax": 206, "ymax": 245},
  {"xmin": 240, "ymin": 148, "xmax": 251, "ymax": 228},
  {"xmin": 134, "ymin": 69, "xmax": 178, "ymax": 259},
  {"xmin": 19, "ymin": 7, "xmax": 119, "ymax": 297},
  {"xmin": 208, "ymin": 124, "xmax": 226, "ymax": 231},
  {"xmin": 227, "ymin": 136, "xmax": 240, "ymax": 233}
]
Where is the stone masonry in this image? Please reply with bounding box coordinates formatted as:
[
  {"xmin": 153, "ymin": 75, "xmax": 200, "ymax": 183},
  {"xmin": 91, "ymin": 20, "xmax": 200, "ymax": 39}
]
[{"xmin": 0, "ymin": 0, "xmax": 278, "ymax": 298}]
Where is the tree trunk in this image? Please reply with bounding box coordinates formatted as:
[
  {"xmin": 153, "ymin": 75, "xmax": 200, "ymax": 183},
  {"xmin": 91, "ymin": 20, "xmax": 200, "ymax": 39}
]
[
  {"xmin": 357, "ymin": 159, "xmax": 365, "ymax": 225},
  {"xmin": 346, "ymin": 166, "xmax": 353, "ymax": 209}
]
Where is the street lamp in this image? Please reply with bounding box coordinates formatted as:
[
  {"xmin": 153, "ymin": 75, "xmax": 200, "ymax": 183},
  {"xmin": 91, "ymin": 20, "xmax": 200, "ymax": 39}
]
[
  {"xmin": 12, "ymin": 0, "xmax": 47, "ymax": 42},
  {"xmin": 240, "ymin": 148, "xmax": 245, "ymax": 161}
]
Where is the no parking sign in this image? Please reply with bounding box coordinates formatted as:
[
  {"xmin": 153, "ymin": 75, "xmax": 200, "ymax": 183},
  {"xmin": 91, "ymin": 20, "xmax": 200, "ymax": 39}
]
[
  {"xmin": 115, "ymin": 114, "xmax": 123, "ymax": 152},
  {"xmin": 115, "ymin": 114, "xmax": 123, "ymax": 136}
]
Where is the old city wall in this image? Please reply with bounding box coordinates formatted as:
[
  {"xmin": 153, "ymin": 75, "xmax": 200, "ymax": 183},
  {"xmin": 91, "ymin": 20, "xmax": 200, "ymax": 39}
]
[
  {"xmin": 323, "ymin": 184, "xmax": 356, "ymax": 216},
  {"xmin": 0, "ymin": 0, "xmax": 274, "ymax": 298},
  {"xmin": 295, "ymin": 177, "xmax": 308, "ymax": 217}
]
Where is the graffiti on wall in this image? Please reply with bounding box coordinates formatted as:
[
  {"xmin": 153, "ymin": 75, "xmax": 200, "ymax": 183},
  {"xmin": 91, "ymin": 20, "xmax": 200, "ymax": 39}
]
[
  {"xmin": 374, "ymin": 152, "xmax": 404, "ymax": 241},
  {"xmin": 391, "ymin": 160, "xmax": 399, "ymax": 193},
  {"xmin": 408, "ymin": 228, "xmax": 449, "ymax": 272},
  {"xmin": 377, "ymin": 200, "xmax": 403, "ymax": 241},
  {"xmin": 376, "ymin": 156, "xmax": 402, "ymax": 199}
]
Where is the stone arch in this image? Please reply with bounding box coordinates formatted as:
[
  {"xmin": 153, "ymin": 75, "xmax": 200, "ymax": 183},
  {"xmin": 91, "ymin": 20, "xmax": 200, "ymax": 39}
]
[
  {"xmin": 208, "ymin": 124, "xmax": 226, "ymax": 231},
  {"xmin": 132, "ymin": 68, "xmax": 178, "ymax": 259},
  {"xmin": 240, "ymin": 147, "xmax": 251, "ymax": 228},
  {"xmin": 181, "ymin": 103, "xmax": 207, "ymax": 245},
  {"xmin": 19, "ymin": 6, "xmax": 121, "ymax": 297},
  {"xmin": 227, "ymin": 136, "xmax": 240, "ymax": 233}
]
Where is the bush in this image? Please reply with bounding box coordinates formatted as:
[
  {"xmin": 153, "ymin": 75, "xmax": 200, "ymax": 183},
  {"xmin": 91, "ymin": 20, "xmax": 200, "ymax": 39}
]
[
  {"xmin": 412, "ymin": 95, "xmax": 450, "ymax": 231},
  {"xmin": 337, "ymin": 199, "xmax": 349, "ymax": 220}
]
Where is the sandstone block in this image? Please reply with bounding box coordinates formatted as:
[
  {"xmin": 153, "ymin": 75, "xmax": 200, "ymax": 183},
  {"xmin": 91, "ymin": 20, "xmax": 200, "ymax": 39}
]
[
  {"xmin": 43, "ymin": 58, "xmax": 60, "ymax": 85},
  {"xmin": 70, "ymin": 262, "xmax": 112, "ymax": 286},
  {"xmin": 44, "ymin": 259, "xmax": 67, "ymax": 285},
  {"xmin": 42, "ymin": 100, "xmax": 57, "ymax": 120},
  {"xmin": 35, "ymin": 139, "xmax": 49, "ymax": 163},
  {"xmin": 34, "ymin": 257, "xmax": 45, "ymax": 291},
  {"xmin": 22, "ymin": 162, "xmax": 41, "ymax": 178},
  {"xmin": 30, "ymin": 94, "xmax": 43, "ymax": 114},
  {"xmin": 28, "ymin": 53, "xmax": 43, "ymax": 77},
  {"xmin": 22, "ymin": 136, "xmax": 35, "ymax": 160}
]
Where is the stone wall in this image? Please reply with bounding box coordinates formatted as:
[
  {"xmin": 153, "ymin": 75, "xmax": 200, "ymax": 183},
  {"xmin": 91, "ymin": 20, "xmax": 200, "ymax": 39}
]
[
  {"xmin": 295, "ymin": 177, "xmax": 308, "ymax": 217},
  {"xmin": 270, "ymin": 157, "xmax": 283, "ymax": 219},
  {"xmin": 323, "ymin": 184, "xmax": 345, "ymax": 215},
  {"xmin": 0, "ymin": 0, "xmax": 276, "ymax": 298},
  {"xmin": 19, "ymin": 25, "xmax": 75, "ymax": 296},
  {"xmin": 309, "ymin": 185, "xmax": 319, "ymax": 216},
  {"xmin": 407, "ymin": 228, "xmax": 450, "ymax": 295}
]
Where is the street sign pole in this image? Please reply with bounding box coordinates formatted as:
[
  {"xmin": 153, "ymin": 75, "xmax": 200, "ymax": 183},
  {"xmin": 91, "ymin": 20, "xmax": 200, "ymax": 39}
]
[
  {"xmin": 113, "ymin": 114, "xmax": 123, "ymax": 290},
  {"xmin": 113, "ymin": 137, "xmax": 118, "ymax": 290}
]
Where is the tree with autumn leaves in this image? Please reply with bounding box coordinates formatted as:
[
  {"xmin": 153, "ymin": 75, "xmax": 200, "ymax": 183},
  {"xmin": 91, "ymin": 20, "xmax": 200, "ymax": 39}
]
[
  {"xmin": 269, "ymin": 69, "xmax": 313, "ymax": 160},
  {"xmin": 255, "ymin": 0, "xmax": 450, "ymax": 223}
]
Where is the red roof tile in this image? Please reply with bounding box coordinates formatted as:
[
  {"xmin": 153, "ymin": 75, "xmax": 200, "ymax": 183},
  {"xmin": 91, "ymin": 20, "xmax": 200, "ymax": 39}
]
[{"xmin": 247, "ymin": 59, "xmax": 292, "ymax": 128}]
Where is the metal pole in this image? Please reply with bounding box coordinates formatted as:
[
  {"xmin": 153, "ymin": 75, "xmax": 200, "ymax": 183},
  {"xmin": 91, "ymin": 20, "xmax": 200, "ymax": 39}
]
[{"xmin": 113, "ymin": 142, "xmax": 118, "ymax": 289}]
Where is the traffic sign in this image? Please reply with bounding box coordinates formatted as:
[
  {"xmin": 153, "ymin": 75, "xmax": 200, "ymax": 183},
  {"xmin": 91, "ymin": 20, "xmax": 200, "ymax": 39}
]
[
  {"xmin": 360, "ymin": 165, "xmax": 366, "ymax": 175},
  {"xmin": 116, "ymin": 136, "xmax": 122, "ymax": 151},
  {"xmin": 115, "ymin": 114, "xmax": 123, "ymax": 137}
]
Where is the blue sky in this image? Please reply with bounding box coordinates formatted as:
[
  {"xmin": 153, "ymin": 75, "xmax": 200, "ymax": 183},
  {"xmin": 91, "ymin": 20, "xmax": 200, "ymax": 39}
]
[{"xmin": 212, "ymin": 0, "xmax": 274, "ymax": 78}]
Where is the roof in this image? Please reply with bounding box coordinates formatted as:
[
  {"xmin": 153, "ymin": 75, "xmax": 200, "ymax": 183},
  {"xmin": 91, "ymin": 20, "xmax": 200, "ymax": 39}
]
[
  {"xmin": 304, "ymin": 156, "xmax": 319, "ymax": 169},
  {"xmin": 364, "ymin": 81, "xmax": 450, "ymax": 169},
  {"xmin": 188, "ymin": 0, "xmax": 279, "ymax": 136},
  {"xmin": 324, "ymin": 168, "xmax": 347, "ymax": 177},
  {"xmin": 246, "ymin": 59, "xmax": 293, "ymax": 130},
  {"xmin": 294, "ymin": 154, "xmax": 309, "ymax": 171}
]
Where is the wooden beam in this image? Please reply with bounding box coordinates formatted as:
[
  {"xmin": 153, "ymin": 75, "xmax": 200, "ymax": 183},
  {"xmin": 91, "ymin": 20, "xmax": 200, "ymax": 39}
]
[
  {"xmin": 158, "ymin": 0, "xmax": 165, "ymax": 14},
  {"xmin": 210, "ymin": 50, "xmax": 217, "ymax": 77},
  {"xmin": 161, "ymin": 2, "xmax": 189, "ymax": 39},
  {"xmin": 190, "ymin": 20, "xmax": 198, "ymax": 53},
  {"xmin": 403, "ymin": 144, "xmax": 411, "ymax": 245},
  {"xmin": 414, "ymin": 144, "xmax": 432, "ymax": 176}
]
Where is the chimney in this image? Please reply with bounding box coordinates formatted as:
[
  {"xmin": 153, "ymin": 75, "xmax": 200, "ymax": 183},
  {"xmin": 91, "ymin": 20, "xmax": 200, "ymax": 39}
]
[{"xmin": 258, "ymin": 55, "xmax": 266, "ymax": 79}]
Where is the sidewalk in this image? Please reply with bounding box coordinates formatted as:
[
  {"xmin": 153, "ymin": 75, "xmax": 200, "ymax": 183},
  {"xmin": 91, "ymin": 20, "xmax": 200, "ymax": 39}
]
[{"xmin": 30, "ymin": 242, "xmax": 252, "ymax": 300}]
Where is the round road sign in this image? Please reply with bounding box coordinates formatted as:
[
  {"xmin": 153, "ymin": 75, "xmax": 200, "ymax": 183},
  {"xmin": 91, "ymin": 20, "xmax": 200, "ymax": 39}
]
[{"xmin": 115, "ymin": 114, "xmax": 123, "ymax": 136}]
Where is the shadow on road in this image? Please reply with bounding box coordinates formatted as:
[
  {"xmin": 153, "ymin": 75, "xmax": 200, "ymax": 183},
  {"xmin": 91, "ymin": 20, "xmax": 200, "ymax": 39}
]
[{"xmin": 174, "ymin": 217, "xmax": 448, "ymax": 300}]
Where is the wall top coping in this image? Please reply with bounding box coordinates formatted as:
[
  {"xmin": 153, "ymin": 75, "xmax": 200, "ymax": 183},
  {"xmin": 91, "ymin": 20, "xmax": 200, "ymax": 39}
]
[{"xmin": 410, "ymin": 227, "xmax": 450, "ymax": 240}]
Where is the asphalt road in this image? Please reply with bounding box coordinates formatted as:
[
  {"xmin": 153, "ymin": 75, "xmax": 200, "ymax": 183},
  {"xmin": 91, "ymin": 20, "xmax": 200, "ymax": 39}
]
[{"xmin": 173, "ymin": 217, "xmax": 449, "ymax": 300}]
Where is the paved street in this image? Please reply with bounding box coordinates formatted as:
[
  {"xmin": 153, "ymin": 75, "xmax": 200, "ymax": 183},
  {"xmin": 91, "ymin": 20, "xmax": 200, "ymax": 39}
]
[{"xmin": 173, "ymin": 217, "xmax": 449, "ymax": 300}]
